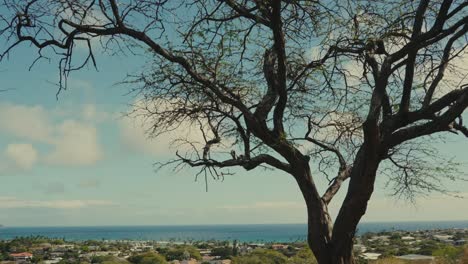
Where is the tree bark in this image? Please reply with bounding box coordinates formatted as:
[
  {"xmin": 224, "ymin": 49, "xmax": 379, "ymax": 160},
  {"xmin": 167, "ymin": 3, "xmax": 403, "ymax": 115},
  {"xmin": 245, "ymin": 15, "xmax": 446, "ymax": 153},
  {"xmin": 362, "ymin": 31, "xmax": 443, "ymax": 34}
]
[
  {"xmin": 330, "ymin": 137, "xmax": 382, "ymax": 263},
  {"xmin": 294, "ymin": 161, "xmax": 334, "ymax": 264},
  {"xmin": 295, "ymin": 137, "xmax": 382, "ymax": 264}
]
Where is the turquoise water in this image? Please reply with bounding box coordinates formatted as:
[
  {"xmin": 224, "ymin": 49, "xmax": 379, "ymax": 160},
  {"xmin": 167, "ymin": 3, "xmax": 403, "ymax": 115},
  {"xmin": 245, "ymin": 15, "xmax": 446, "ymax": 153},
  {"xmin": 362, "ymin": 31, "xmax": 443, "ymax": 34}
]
[{"xmin": 0, "ymin": 221, "xmax": 467, "ymax": 242}]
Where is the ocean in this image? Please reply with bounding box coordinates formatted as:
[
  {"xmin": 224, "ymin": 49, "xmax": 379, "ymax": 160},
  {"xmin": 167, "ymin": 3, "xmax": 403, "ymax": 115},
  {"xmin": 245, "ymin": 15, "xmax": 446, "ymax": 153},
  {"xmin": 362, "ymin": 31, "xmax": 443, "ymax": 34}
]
[{"xmin": 0, "ymin": 221, "xmax": 467, "ymax": 242}]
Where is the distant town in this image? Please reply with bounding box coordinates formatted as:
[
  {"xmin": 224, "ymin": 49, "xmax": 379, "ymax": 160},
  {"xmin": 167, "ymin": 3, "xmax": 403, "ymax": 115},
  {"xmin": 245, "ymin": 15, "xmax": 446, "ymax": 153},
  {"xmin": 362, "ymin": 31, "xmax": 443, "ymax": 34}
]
[{"xmin": 0, "ymin": 227, "xmax": 466, "ymax": 264}]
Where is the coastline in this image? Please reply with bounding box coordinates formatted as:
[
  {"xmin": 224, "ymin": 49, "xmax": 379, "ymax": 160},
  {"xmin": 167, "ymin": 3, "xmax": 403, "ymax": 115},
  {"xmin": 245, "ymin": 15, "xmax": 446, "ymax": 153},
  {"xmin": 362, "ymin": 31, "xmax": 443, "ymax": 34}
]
[{"xmin": 1, "ymin": 220, "xmax": 467, "ymax": 242}]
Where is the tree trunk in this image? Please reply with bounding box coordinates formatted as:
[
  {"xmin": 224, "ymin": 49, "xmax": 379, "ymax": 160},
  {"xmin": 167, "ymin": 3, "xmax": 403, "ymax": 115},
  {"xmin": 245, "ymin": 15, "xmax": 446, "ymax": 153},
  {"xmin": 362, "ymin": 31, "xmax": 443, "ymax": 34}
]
[
  {"xmin": 295, "ymin": 140, "xmax": 382, "ymax": 264},
  {"xmin": 303, "ymin": 200, "xmax": 355, "ymax": 264},
  {"xmin": 330, "ymin": 140, "xmax": 382, "ymax": 263},
  {"xmin": 293, "ymin": 161, "xmax": 335, "ymax": 264}
]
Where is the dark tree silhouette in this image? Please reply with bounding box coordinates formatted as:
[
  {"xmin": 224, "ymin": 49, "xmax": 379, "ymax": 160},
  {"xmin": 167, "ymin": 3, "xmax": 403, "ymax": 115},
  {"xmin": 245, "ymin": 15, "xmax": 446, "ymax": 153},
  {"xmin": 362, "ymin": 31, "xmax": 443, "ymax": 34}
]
[{"xmin": 1, "ymin": 1, "xmax": 467, "ymax": 263}]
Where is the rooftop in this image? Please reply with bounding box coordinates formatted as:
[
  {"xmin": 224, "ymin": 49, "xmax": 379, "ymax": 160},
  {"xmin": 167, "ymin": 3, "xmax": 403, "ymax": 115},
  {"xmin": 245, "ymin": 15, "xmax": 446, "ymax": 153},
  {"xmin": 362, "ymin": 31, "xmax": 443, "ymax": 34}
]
[
  {"xmin": 396, "ymin": 254, "xmax": 435, "ymax": 260},
  {"xmin": 10, "ymin": 252, "xmax": 33, "ymax": 257}
]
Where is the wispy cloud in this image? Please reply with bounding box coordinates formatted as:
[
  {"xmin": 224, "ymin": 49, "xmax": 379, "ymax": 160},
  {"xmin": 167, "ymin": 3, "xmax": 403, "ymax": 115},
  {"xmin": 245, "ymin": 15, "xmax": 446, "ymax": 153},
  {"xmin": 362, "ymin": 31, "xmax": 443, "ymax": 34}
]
[
  {"xmin": 43, "ymin": 182, "xmax": 66, "ymax": 195},
  {"xmin": 0, "ymin": 197, "xmax": 113, "ymax": 209},
  {"xmin": 78, "ymin": 179, "xmax": 100, "ymax": 189},
  {"xmin": 219, "ymin": 201, "xmax": 305, "ymax": 211},
  {"xmin": 118, "ymin": 100, "xmax": 206, "ymax": 157},
  {"xmin": 0, "ymin": 143, "xmax": 39, "ymax": 174},
  {"xmin": 0, "ymin": 101, "xmax": 105, "ymax": 172}
]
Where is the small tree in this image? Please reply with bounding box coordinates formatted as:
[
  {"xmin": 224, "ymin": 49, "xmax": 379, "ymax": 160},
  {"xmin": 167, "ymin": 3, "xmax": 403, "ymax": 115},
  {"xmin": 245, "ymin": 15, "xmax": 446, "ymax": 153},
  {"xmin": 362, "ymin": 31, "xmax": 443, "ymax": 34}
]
[
  {"xmin": 1, "ymin": 1, "xmax": 467, "ymax": 263},
  {"xmin": 232, "ymin": 249, "xmax": 288, "ymax": 264}
]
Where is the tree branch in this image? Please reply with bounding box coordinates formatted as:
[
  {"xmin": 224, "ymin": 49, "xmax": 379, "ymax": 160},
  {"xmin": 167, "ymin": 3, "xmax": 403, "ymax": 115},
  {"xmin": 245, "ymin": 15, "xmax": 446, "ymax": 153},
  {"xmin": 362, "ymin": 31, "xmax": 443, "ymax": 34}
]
[
  {"xmin": 178, "ymin": 152, "xmax": 291, "ymax": 173},
  {"xmin": 321, "ymin": 166, "xmax": 352, "ymax": 205}
]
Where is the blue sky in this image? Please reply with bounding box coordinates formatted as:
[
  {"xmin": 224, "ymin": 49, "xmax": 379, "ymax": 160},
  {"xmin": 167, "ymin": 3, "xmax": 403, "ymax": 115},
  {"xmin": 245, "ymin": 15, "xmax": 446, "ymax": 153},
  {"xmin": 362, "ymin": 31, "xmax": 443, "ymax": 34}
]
[{"xmin": 0, "ymin": 36, "xmax": 467, "ymax": 227}]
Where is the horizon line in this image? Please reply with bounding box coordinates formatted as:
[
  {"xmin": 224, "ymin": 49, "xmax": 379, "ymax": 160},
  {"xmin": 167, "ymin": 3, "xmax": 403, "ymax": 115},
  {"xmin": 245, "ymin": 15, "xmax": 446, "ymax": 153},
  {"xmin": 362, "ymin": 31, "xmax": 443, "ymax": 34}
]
[{"xmin": 3, "ymin": 219, "xmax": 468, "ymax": 228}]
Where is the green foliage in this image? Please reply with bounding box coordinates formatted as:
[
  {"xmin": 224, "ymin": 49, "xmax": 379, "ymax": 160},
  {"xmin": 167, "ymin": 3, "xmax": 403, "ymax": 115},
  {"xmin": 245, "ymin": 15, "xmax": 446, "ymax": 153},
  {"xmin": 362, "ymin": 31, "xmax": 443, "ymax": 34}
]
[
  {"xmin": 432, "ymin": 245, "xmax": 463, "ymax": 263},
  {"xmin": 232, "ymin": 249, "xmax": 288, "ymax": 264},
  {"xmin": 161, "ymin": 246, "xmax": 201, "ymax": 261},
  {"xmin": 395, "ymin": 247, "xmax": 411, "ymax": 256},
  {"xmin": 57, "ymin": 259, "xmax": 81, "ymax": 264},
  {"xmin": 81, "ymin": 246, "xmax": 90, "ymax": 252},
  {"xmin": 233, "ymin": 240, "xmax": 238, "ymax": 256},
  {"xmin": 211, "ymin": 246, "xmax": 233, "ymax": 259},
  {"xmin": 32, "ymin": 255, "xmax": 44, "ymax": 263},
  {"xmin": 91, "ymin": 255, "xmax": 129, "ymax": 264},
  {"xmin": 288, "ymin": 247, "xmax": 317, "ymax": 264},
  {"xmin": 370, "ymin": 258, "xmax": 405, "ymax": 264},
  {"xmin": 416, "ymin": 240, "xmax": 440, "ymax": 255},
  {"xmin": 128, "ymin": 252, "xmax": 167, "ymax": 264}
]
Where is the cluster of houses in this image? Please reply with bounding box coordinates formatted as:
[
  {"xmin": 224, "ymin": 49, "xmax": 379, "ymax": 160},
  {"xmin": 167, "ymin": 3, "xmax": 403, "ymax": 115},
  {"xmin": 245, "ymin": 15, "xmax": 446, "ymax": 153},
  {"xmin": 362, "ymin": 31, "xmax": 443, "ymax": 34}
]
[
  {"xmin": 5, "ymin": 243, "xmax": 78, "ymax": 264},
  {"xmin": 2, "ymin": 228, "xmax": 466, "ymax": 264},
  {"xmin": 354, "ymin": 228, "xmax": 467, "ymax": 262},
  {"xmin": 1, "ymin": 240, "xmax": 300, "ymax": 264},
  {"xmin": 2, "ymin": 240, "xmax": 236, "ymax": 264}
]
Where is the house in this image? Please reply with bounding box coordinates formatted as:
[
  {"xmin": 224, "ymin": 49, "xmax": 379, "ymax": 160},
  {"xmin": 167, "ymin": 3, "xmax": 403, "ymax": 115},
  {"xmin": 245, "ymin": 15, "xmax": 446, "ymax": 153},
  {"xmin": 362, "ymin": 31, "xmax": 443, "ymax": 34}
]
[
  {"xmin": 247, "ymin": 243, "xmax": 264, "ymax": 248},
  {"xmin": 368, "ymin": 236, "xmax": 390, "ymax": 242},
  {"xmin": 80, "ymin": 251, "xmax": 121, "ymax": 259},
  {"xmin": 9, "ymin": 252, "xmax": 33, "ymax": 262},
  {"xmin": 87, "ymin": 245, "xmax": 100, "ymax": 251},
  {"xmin": 171, "ymin": 259, "xmax": 199, "ymax": 264},
  {"xmin": 199, "ymin": 249, "xmax": 211, "ymax": 255},
  {"xmin": 49, "ymin": 252, "xmax": 65, "ymax": 258},
  {"xmin": 202, "ymin": 260, "xmax": 231, "ymax": 264},
  {"xmin": 42, "ymin": 258, "xmax": 62, "ymax": 264},
  {"xmin": 208, "ymin": 260, "xmax": 231, "ymax": 264},
  {"xmin": 52, "ymin": 244, "xmax": 75, "ymax": 252},
  {"xmin": 271, "ymin": 244, "xmax": 288, "ymax": 250},
  {"xmin": 396, "ymin": 254, "xmax": 435, "ymax": 263},
  {"xmin": 361, "ymin": 252, "xmax": 381, "ymax": 260},
  {"xmin": 353, "ymin": 244, "xmax": 367, "ymax": 253},
  {"xmin": 433, "ymin": 234, "xmax": 453, "ymax": 241}
]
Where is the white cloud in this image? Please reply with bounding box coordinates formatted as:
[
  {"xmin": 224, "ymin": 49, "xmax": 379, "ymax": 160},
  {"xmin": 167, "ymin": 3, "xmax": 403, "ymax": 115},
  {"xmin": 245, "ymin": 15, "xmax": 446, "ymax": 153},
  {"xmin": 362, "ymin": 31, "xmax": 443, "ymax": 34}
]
[
  {"xmin": 119, "ymin": 115, "xmax": 191, "ymax": 156},
  {"xmin": 45, "ymin": 120, "xmax": 102, "ymax": 166},
  {"xmin": 0, "ymin": 102, "xmax": 104, "ymax": 170},
  {"xmin": 219, "ymin": 201, "xmax": 305, "ymax": 211},
  {"xmin": 81, "ymin": 104, "xmax": 110, "ymax": 122},
  {"xmin": 119, "ymin": 101, "xmax": 205, "ymax": 157},
  {"xmin": 58, "ymin": 8, "xmax": 110, "ymax": 51},
  {"xmin": 0, "ymin": 197, "xmax": 113, "ymax": 209},
  {"xmin": 43, "ymin": 182, "xmax": 66, "ymax": 195},
  {"xmin": 0, "ymin": 103, "xmax": 52, "ymax": 142},
  {"xmin": 433, "ymin": 51, "xmax": 468, "ymax": 100},
  {"xmin": 362, "ymin": 193, "xmax": 468, "ymax": 222},
  {"xmin": 5, "ymin": 143, "xmax": 38, "ymax": 170},
  {"xmin": 306, "ymin": 46, "xmax": 323, "ymax": 60},
  {"xmin": 341, "ymin": 60, "xmax": 365, "ymax": 87},
  {"xmin": 78, "ymin": 179, "xmax": 100, "ymax": 189}
]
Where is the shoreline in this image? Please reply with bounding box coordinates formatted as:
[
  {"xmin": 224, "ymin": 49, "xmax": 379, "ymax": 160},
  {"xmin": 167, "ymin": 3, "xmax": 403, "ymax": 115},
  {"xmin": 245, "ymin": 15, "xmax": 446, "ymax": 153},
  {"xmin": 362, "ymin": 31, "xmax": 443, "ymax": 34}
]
[{"xmin": 1, "ymin": 225, "xmax": 467, "ymax": 243}]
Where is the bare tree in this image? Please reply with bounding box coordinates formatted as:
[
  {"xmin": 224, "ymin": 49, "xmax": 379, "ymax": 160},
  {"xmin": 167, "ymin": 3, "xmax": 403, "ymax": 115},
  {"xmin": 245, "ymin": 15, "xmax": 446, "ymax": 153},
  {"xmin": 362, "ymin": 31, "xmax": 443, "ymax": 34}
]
[{"xmin": 1, "ymin": 1, "xmax": 467, "ymax": 263}]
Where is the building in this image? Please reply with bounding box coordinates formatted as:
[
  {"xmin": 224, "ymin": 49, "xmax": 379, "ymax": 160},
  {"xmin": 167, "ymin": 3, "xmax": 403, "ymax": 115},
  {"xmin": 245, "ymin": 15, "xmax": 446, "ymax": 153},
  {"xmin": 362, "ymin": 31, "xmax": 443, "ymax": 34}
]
[
  {"xmin": 208, "ymin": 260, "xmax": 231, "ymax": 264},
  {"xmin": 353, "ymin": 244, "xmax": 367, "ymax": 253},
  {"xmin": 433, "ymin": 234, "xmax": 452, "ymax": 241},
  {"xmin": 271, "ymin": 244, "xmax": 288, "ymax": 250},
  {"xmin": 172, "ymin": 259, "xmax": 198, "ymax": 264},
  {"xmin": 9, "ymin": 252, "xmax": 33, "ymax": 262},
  {"xmin": 361, "ymin": 252, "xmax": 381, "ymax": 260},
  {"xmin": 42, "ymin": 258, "xmax": 62, "ymax": 264},
  {"xmin": 396, "ymin": 254, "xmax": 435, "ymax": 263}
]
